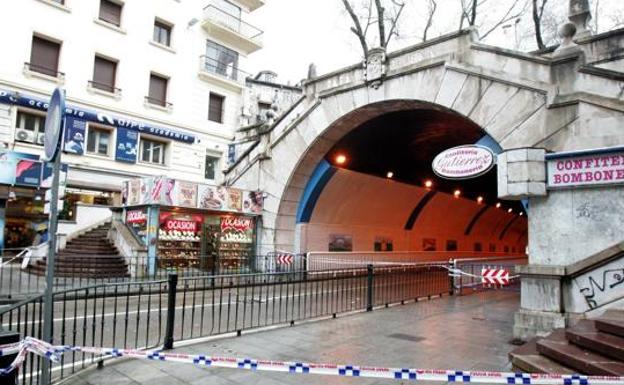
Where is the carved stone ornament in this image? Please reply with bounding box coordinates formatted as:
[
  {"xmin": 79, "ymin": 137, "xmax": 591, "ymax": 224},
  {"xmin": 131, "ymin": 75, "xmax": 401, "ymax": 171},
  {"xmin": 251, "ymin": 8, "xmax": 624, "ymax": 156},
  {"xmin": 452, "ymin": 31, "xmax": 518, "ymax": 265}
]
[{"xmin": 364, "ymin": 47, "xmax": 387, "ymax": 89}]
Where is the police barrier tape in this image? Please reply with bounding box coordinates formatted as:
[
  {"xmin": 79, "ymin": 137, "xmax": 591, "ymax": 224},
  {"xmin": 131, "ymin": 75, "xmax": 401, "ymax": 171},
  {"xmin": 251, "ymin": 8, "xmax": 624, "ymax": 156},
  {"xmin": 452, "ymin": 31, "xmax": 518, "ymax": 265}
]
[{"xmin": 1, "ymin": 338, "xmax": 623, "ymax": 384}]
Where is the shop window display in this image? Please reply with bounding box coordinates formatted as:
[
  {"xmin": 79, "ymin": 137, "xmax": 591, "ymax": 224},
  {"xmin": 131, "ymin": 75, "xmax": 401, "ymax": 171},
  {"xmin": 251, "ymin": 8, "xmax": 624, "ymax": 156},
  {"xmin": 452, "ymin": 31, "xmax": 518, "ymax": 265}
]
[{"xmin": 158, "ymin": 212, "xmax": 202, "ymax": 269}]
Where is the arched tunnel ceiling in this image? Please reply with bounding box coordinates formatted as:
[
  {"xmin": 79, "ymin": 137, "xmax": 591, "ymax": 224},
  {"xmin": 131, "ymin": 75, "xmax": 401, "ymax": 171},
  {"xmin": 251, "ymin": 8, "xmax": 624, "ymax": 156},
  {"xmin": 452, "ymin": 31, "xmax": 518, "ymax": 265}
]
[{"xmin": 324, "ymin": 107, "xmax": 525, "ymax": 213}]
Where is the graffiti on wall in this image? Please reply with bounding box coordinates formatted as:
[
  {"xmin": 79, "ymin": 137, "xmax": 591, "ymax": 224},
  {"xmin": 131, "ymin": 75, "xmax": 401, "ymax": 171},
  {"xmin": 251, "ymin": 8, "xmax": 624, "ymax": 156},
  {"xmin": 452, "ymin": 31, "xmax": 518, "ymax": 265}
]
[{"xmin": 577, "ymin": 263, "xmax": 624, "ymax": 309}]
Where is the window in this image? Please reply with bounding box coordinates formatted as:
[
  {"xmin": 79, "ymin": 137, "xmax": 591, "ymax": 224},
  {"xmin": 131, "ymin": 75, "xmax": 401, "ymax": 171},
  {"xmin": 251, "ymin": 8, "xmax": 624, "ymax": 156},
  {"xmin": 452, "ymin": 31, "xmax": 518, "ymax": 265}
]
[
  {"xmin": 92, "ymin": 56, "xmax": 117, "ymax": 93},
  {"xmin": 446, "ymin": 240, "xmax": 458, "ymax": 251},
  {"xmin": 87, "ymin": 127, "xmax": 111, "ymax": 156},
  {"xmin": 29, "ymin": 36, "xmax": 61, "ymax": 77},
  {"xmin": 208, "ymin": 93, "xmax": 224, "ymax": 123},
  {"xmin": 205, "ymin": 40, "xmax": 239, "ymax": 80},
  {"xmin": 153, "ymin": 20, "xmax": 172, "ymax": 46},
  {"xmin": 205, "ymin": 155, "xmax": 219, "ymax": 180},
  {"xmin": 99, "ymin": 0, "xmax": 122, "ymax": 26},
  {"xmin": 140, "ymin": 138, "xmax": 166, "ymax": 165},
  {"xmin": 257, "ymin": 101, "xmax": 271, "ymax": 122},
  {"xmin": 15, "ymin": 111, "xmax": 46, "ymax": 145},
  {"xmin": 148, "ymin": 74, "xmax": 168, "ymax": 106}
]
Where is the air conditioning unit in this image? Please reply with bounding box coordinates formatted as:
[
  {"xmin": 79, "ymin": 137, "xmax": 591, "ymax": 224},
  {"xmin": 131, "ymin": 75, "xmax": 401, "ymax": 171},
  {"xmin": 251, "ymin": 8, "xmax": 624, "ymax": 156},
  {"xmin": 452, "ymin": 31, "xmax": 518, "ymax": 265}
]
[
  {"xmin": 15, "ymin": 129, "xmax": 35, "ymax": 143},
  {"xmin": 36, "ymin": 133, "xmax": 45, "ymax": 145}
]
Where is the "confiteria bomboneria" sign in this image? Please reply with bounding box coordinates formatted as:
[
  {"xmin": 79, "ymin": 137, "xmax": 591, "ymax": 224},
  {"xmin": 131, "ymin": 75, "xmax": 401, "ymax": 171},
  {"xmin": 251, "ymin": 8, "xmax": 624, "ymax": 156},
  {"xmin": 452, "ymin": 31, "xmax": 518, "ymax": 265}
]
[{"xmin": 546, "ymin": 148, "xmax": 624, "ymax": 188}]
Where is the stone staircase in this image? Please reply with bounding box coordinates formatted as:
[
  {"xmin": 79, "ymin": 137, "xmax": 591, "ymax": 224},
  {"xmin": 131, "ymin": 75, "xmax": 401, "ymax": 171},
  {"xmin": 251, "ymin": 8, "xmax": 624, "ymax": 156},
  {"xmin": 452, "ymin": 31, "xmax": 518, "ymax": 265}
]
[
  {"xmin": 510, "ymin": 310, "xmax": 624, "ymax": 375},
  {"xmin": 30, "ymin": 223, "xmax": 129, "ymax": 278}
]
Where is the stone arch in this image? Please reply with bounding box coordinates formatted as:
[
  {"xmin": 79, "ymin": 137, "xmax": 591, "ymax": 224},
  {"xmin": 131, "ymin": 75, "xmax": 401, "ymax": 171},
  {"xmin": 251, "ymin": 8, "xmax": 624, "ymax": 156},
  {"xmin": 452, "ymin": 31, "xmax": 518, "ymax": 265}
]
[{"xmin": 266, "ymin": 66, "xmax": 549, "ymax": 251}]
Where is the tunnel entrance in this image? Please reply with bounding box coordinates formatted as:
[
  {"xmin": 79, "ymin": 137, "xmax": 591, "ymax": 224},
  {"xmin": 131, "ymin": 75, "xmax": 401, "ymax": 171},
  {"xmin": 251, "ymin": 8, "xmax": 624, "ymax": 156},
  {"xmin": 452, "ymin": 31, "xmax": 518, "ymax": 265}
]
[{"xmin": 294, "ymin": 103, "xmax": 527, "ymax": 260}]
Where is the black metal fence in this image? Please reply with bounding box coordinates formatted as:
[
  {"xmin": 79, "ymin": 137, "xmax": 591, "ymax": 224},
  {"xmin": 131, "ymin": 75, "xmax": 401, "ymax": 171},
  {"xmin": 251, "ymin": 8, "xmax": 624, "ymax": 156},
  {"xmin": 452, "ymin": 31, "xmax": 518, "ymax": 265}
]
[{"xmin": 0, "ymin": 264, "xmax": 451, "ymax": 385}]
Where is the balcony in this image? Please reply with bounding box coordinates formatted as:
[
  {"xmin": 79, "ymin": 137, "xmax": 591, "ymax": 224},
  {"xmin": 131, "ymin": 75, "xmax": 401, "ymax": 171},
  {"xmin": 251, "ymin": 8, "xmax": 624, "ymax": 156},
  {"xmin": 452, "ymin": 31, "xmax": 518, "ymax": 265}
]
[
  {"xmin": 87, "ymin": 80, "xmax": 122, "ymax": 99},
  {"xmin": 144, "ymin": 96, "xmax": 173, "ymax": 112},
  {"xmin": 198, "ymin": 56, "xmax": 250, "ymax": 92},
  {"xmin": 202, "ymin": 5, "xmax": 263, "ymax": 55},
  {"xmin": 23, "ymin": 62, "xmax": 65, "ymax": 83},
  {"xmin": 234, "ymin": 0, "xmax": 265, "ymax": 12}
]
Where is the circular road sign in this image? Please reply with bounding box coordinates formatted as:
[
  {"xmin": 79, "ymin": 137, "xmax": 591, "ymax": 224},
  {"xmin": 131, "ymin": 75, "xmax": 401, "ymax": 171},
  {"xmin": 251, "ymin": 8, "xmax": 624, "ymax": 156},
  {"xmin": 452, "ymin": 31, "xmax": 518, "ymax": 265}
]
[{"xmin": 43, "ymin": 88, "xmax": 66, "ymax": 161}]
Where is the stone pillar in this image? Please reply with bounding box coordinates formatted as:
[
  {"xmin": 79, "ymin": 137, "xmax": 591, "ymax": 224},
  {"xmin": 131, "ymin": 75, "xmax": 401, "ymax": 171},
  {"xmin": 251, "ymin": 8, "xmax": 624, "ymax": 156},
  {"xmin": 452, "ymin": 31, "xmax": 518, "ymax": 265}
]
[{"xmin": 497, "ymin": 148, "xmax": 547, "ymax": 200}]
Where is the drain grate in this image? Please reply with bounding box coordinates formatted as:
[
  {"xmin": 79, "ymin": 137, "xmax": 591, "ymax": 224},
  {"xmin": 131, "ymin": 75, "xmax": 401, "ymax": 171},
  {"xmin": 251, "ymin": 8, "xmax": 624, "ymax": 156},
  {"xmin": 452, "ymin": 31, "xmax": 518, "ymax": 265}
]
[{"xmin": 387, "ymin": 333, "xmax": 425, "ymax": 342}]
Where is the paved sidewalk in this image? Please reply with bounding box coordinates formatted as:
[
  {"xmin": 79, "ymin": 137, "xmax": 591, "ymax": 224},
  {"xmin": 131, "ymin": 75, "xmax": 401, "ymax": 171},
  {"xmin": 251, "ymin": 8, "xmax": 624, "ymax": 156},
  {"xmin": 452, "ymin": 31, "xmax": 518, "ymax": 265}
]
[{"xmin": 62, "ymin": 291, "xmax": 520, "ymax": 385}]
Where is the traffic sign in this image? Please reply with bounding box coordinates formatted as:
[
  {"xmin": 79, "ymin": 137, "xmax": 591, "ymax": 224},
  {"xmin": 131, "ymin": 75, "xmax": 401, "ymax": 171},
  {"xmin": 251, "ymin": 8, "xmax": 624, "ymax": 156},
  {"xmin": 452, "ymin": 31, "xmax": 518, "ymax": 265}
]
[
  {"xmin": 43, "ymin": 88, "xmax": 65, "ymax": 161},
  {"xmin": 481, "ymin": 268, "xmax": 510, "ymax": 286},
  {"xmin": 276, "ymin": 254, "xmax": 294, "ymax": 265}
]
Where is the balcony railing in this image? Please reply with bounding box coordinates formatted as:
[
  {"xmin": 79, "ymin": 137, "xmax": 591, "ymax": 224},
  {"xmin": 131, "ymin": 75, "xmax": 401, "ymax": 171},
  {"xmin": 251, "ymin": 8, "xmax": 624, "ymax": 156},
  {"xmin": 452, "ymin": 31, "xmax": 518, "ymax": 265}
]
[
  {"xmin": 203, "ymin": 4, "xmax": 263, "ymax": 42},
  {"xmin": 145, "ymin": 96, "xmax": 173, "ymax": 109},
  {"xmin": 88, "ymin": 80, "xmax": 122, "ymax": 96},
  {"xmin": 23, "ymin": 62, "xmax": 65, "ymax": 80},
  {"xmin": 199, "ymin": 55, "xmax": 251, "ymax": 85}
]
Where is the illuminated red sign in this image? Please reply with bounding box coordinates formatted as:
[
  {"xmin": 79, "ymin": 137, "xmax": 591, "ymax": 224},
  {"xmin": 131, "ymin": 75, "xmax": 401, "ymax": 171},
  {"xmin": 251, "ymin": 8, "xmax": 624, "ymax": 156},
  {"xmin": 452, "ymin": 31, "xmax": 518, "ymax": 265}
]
[
  {"xmin": 164, "ymin": 219, "xmax": 197, "ymax": 232},
  {"xmin": 126, "ymin": 210, "xmax": 147, "ymax": 224},
  {"xmin": 220, "ymin": 216, "xmax": 253, "ymax": 232}
]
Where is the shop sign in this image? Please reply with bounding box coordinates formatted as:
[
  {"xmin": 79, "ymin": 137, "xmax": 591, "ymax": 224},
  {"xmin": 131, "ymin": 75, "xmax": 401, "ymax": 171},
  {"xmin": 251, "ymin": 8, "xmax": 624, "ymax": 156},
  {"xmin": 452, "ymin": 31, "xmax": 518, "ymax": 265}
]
[
  {"xmin": 164, "ymin": 219, "xmax": 198, "ymax": 232},
  {"xmin": 546, "ymin": 148, "xmax": 624, "ymax": 188},
  {"xmin": 221, "ymin": 216, "xmax": 253, "ymax": 232},
  {"xmin": 432, "ymin": 145, "xmax": 495, "ymax": 179},
  {"xmin": 0, "ymin": 88, "xmax": 196, "ymax": 144},
  {"xmin": 126, "ymin": 210, "xmax": 147, "ymax": 224},
  {"xmin": 174, "ymin": 181, "xmax": 198, "ymax": 207}
]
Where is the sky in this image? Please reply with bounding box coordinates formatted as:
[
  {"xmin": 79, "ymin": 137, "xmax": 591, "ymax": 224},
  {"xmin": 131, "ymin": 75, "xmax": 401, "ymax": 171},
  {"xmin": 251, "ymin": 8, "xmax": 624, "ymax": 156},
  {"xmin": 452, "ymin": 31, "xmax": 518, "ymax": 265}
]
[{"xmin": 245, "ymin": 0, "xmax": 623, "ymax": 85}]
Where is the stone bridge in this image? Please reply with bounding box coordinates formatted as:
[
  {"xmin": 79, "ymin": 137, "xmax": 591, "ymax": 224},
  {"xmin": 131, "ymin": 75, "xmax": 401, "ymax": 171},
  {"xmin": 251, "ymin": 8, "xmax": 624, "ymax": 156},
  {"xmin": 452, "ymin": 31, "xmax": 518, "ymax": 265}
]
[{"xmin": 226, "ymin": 26, "xmax": 624, "ymax": 339}]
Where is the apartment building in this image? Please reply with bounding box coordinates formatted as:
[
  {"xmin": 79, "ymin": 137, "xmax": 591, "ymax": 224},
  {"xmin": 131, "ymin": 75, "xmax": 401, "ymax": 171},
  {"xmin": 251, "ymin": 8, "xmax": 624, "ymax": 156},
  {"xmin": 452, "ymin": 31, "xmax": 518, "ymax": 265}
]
[{"xmin": 0, "ymin": 0, "xmax": 265, "ymax": 252}]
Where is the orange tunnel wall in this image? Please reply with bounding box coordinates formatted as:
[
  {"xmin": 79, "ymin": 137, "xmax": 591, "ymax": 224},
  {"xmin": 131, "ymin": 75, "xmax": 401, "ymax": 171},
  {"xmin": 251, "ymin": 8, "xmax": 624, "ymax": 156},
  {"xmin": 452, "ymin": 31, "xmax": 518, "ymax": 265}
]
[{"xmin": 298, "ymin": 169, "xmax": 527, "ymax": 253}]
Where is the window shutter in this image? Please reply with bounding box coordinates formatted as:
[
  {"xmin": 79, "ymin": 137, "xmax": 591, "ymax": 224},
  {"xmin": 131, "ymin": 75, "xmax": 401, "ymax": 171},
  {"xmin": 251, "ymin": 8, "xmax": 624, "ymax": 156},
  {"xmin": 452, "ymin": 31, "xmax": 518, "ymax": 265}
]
[
  {"xmin": 149, "ymin": 75, "xmax": 168, "ymax": 105},
  {"xmin": 99, "ymin": 0, "xmax": 122, "ymax": 26},
  {"xmin": 209, "ymin": 93, "xmax": 224, "ymax": 123},
  {"xmin": 93, "ymin": 57, "xmax": 116, "ymax": 91},
  {"xmin": 30, "ymin": 36, "xmax": 60, "ymax": 76}
]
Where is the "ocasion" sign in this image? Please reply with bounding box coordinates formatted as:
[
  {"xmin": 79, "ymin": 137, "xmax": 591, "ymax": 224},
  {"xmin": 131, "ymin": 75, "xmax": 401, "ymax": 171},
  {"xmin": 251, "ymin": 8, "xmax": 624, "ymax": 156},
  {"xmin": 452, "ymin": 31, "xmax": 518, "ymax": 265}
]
[
  {"xmin": 432, "ymin": 145, "xmax": 495, "ymax": 179},
  {"xmin": 546, "ymin": 148, "xmax": 624, "ymax": 188}
]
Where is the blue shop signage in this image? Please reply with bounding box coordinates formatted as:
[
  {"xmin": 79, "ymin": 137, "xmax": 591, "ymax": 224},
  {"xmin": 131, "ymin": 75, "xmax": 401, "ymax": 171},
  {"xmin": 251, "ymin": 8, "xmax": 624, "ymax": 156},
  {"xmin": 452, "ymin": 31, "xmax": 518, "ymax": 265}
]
[
  {"xmin": 63, "ymin": 116, "xmax": 86, "ymax": 155},
  {"xmin": 0, "ymin": 89, "xmax": 196, "ymax": 144}
]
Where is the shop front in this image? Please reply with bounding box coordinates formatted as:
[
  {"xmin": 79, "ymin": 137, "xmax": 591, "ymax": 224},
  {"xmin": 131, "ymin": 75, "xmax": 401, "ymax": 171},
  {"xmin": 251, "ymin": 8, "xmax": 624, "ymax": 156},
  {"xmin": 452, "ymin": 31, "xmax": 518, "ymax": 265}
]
[{"xmin": 121, "ymin": 176, "xmax": 263, "ymax": 274}]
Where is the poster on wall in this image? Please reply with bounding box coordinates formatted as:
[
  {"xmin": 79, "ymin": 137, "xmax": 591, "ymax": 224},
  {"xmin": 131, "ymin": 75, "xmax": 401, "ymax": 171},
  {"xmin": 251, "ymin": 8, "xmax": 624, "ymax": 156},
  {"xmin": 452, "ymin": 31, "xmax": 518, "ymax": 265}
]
[
  {"xmin": 115, "ymin": 127, "xmax": 138, "ymax": 163},
  {"xmin": 197, "ymin": 185, "xmax": 227, "ymax": 210},
  {"xmin": 220, "ymin": 216, "xmax": 254, "ymax": 244},
  {"xmin": 227, "ymin": 188, "xmax": 243, "ymax": 212},
  {"xmin": 15, "ymin": 159, "xmax": 42, "ymax": 187},
  {"xmin": 40, "ymin": 163, "xmax": 68, "ymax": 189},
  {"xmin": 161, "ymin": 178, "xmax": 176, "ymax": 206},
  {"xmin": 63, "ymin": 117, "xmax": 86, "ymax": 155},
  {"xmin": 140, "ymin": 178, "xmax": 153, "ymax": 205},
  {"xmin": 242, "ymin": 191, "xmax": 263, "ymax": 214},
  {"xmin": 0, "ymin": 151, "xmax": 39, "ymax": 185},
  {"xmin": 329, "ymin": 234, "xmax": 353, "ymax": 252},
  {"xmin": 127, "ymin": 179, "xmax": 141, "ymax": 206},
  {"xmin": 374, "ymin": 237, "xmax": 393, "ymax": 252},
  {"xmin": 174, "ymin": 181, "xmax": 198, "ymax": 207}
]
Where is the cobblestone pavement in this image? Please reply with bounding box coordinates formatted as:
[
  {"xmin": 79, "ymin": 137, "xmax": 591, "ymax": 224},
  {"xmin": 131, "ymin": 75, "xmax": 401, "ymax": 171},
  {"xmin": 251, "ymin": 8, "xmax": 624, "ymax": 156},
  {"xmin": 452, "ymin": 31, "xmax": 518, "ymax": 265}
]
[{"xmin": 60, "ymin": 290, "xmax": 519, "ymax": 385}]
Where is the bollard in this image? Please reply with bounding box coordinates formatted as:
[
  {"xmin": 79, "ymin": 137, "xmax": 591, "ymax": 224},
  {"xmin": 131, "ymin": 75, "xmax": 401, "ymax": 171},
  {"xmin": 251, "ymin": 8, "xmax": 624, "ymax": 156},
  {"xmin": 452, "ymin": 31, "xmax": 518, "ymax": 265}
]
[
  {"xmin": 0, "ymin": 329, "xmax": 20, "ymax": 385},
  {"xmin": 163, "ymin": 273, "xmax": 178, "ymax": 350},
  {"xmin": 366, "ymin": 264, "xmax": 374, "ymax": 312}
]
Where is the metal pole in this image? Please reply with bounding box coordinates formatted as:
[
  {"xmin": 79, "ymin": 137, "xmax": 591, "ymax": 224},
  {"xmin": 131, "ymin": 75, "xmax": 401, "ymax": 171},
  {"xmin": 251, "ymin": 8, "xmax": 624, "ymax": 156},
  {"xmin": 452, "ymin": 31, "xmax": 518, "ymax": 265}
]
[
  {"xmin": 41, "ymin": 143, "xmax": 62, "ymax": 385},
  {"xmin": 366, "ymin": 264, "xmax": 374, "ymax": 312},
  {"xmin": 164, "ymin": 273, "xmax": 178, "ymax": 350}
]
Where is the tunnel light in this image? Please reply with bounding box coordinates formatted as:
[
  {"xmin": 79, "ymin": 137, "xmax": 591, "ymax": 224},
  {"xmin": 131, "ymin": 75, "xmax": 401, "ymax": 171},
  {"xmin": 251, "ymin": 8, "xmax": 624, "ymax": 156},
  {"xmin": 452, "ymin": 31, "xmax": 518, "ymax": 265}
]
[
  {"xmin": 496, "ymin": 202, "xmax": 501, "ymax": 208},
  {"xmin": 519, "ymin": 212, "xmax": 524, "ymax": 216},
  {"xmin": 508, "ymin": 208, "xmax": 513, "ymax": 213},
  {"xmin": 335, "ymin": 154, "xmax": 347, "ymax": 165},
  {"xmin": 453, "ymin": 189, "xmax": 461, "ymax": 198},
  {"xmin": 424, "ymin": 180, "xmax": 433, "ymax": 189},
  {"xmin": 477, "ymin": 196, "xmax": 484, "ymax": 204},
  {"xmin": 386, "ymin": 171, "xmax": 394, "ymax": 179}
]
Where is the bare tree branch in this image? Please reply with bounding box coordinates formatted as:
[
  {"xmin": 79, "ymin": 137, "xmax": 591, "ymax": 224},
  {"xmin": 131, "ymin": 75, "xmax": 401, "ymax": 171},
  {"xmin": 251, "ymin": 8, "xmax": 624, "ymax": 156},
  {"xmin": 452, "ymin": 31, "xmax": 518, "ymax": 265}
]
[
  {"xmin": 480, "ymin": 0, "xmax": 529, "ymax": 39},
  {"xmin": 422, "ymin": 0, "xmax": 438, "ymax": 41},
  {"xmin": 532, "ymin": 0, "xmax": 548, "ymax": 50},
  {"xmin": 341, "ymin": 0, "xmax": 369, "ymax": 58},
  {"xmin": 374, "ymin": 0, "xmax": 386, "ymax": 47},
  {"xmin": 384, "ymin": 1, "xmax": 405, "ymax": 46}
]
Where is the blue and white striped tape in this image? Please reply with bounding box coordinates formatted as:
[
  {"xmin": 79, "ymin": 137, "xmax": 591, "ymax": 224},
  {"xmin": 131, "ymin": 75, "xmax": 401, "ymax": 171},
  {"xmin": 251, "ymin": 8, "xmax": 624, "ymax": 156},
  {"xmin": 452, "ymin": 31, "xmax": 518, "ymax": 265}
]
[{"xmin": 0, "ymin": 338, "xmax": 621, "ymax": 384}]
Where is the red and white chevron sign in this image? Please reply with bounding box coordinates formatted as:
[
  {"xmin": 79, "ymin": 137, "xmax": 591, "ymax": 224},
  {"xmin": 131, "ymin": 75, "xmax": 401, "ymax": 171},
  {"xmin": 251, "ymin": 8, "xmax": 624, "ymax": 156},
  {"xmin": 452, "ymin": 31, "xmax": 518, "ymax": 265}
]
[
  {"xmin": 276, "ymin": 254, "xmax": 294, "ymax": 265},
  {"xmin": 481, "ymin": 268, "xmax": 510, "ymax": 286}
]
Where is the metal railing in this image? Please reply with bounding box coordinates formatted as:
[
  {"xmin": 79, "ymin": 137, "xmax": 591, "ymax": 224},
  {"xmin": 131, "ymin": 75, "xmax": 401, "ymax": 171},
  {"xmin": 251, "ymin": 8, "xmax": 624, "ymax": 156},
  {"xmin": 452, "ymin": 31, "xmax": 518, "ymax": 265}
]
[
  {"xmin": 203, "ymin": 4, "xmax": 263, "ymax": 42},
  {"xmin": 0, "ymin": 253, "xmax": 525, "ymax": 300},
  {"xmin": 23, "ymin": 63, "xmax": 65, "ymax": 80},
  {"xmin": 87, "ymin": 80, "xmax": 122, "ymax": 96},
  {"xmin": 144, "ymin": 96, "xmax": 173, "ymax": 109},
  {"xmin": 0, "ymin": 264, "xmax": 452, "ymax": 384},
  {"xmin": 199, "ymin": 55, "xmax": 251, "ymax": 84}
]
